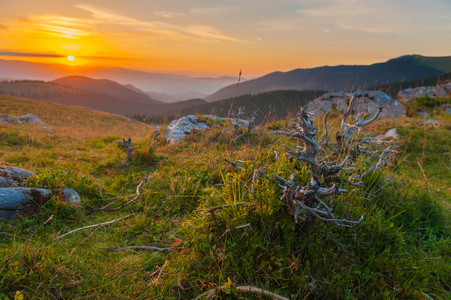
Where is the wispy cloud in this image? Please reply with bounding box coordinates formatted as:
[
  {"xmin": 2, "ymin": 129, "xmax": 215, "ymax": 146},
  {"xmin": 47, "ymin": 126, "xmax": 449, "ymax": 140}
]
[
  {"xmin": 2, "ymin": 15, "xmax": 92, "ymax": 39},
  {"xmin": 76, "ymin": 4, "xmax": 240, "ymax": 42},
  {"xmin": 0, "ymin": 51, "xmax": 64, "ymax": 57}
]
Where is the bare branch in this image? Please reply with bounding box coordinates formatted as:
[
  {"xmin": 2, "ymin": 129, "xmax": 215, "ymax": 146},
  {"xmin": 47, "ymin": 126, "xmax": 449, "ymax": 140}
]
[
  {"xmin": 89, "ymin": 179, "xmax": 146, "ymax": 215},
  {"xmin": 224, "ymin": 158, "xmax": 244, "ymax": 170},
  {"xmin": 54, "ymin": 214, "xmax": 134, "ymax": 240}
]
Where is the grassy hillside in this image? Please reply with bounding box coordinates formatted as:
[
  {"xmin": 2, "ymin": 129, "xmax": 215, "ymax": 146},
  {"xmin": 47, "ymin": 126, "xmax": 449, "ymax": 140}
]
[{"xmin": 0, "ymin": 96, "xmax": 449, "ymax": 299}]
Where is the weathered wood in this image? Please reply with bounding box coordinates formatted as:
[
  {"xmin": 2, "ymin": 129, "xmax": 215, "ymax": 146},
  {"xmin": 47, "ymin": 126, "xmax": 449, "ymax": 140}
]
[{"xmin": 0, "ymin": 187, "xmax": 80, "ymax": 220}]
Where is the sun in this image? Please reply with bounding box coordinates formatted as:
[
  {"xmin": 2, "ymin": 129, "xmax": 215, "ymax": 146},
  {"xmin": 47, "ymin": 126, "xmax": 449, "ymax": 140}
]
[{"xmin": 67, "ymin": 55, "xmax": 75, "ymax": 62}]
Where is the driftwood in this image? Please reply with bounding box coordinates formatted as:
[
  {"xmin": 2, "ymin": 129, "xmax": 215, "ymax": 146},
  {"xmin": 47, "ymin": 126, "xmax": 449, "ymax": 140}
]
[
  {"xmin": 116, "ymin": 138, "xmax": 139, "ymax": 161},
  {"xmin": 195, "ymin": 285, "xmax": 289, "ymax": 300},
  {"xmin": 0, "ymin": 188, "xmax": 80, "ymax": 220}
]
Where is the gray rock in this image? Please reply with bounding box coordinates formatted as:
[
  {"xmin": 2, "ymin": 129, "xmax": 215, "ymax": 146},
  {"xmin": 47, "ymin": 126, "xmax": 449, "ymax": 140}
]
[
  {"xmin": 0, "ymin": 176, "xmax": 14, "ymax": 188},
  {"xmin": 445, "ymin": 108, "xmax": 451, "ymax": 115},
  {"xmin": 0, "ymin": 187, "xmax": 80, "ymax": 219},
  {"xmin": 0, "ymin": 116, "xmax": 25, "ymax": 124},
  {"xmin": 164, "ymin": 115, "xmax": 209, "ymax": 144},
  {"xmin": 398, "ymin": 82, "xmax": 451, "ymax": 103},
  {"xmin": 19, "ymin": 113, "xmax": 45, "ymax": 124},
  {"xmin": 375, "ymin": 128, "xmax": 400, "ymax": 141},
  {"xmin": 41, "ymin": 126, "xmax": 55, "ymax": 131},
  {"xmin": 307, "ymin": 91, "xmax": 406, "ymax": 118},
  {"xmin": 0, "ymin": 165, "xmax": 34, "ymax": 182}
]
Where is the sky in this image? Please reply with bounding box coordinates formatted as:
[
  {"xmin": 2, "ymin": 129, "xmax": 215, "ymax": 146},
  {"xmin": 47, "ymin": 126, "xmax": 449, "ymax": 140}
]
[{"xmin": 0, "ymin": 0, "xmax": 450, "ymax": 77}]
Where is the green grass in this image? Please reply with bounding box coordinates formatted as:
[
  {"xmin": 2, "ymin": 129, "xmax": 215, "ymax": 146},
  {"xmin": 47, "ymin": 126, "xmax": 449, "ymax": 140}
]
[{"xmin": 0, "ymin": 95, "xmax": 449, "ymax": 299}]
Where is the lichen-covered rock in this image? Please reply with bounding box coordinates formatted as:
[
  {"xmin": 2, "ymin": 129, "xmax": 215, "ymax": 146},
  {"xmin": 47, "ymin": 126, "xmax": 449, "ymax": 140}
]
[
  {"xmin": 19, "ymin": 113, "xmax": 45, "ymax": 124},
  {"xmin": 164, "ymin": 115, "xmax": 209, "ymax": 144},
  {"xmin": 307, "ymin": 91, "xmax": 406, "ymax": 118},
  {"xmin": 0, "ymin": 115, "xmax": 25, "ymax": 124},
  {"xmin": 398, "ymin": 82, "xmax": 451, "ymax": 103},
  {"xmin": 0, "ymin": 165, "xmax": 34, "ymax": 183}
]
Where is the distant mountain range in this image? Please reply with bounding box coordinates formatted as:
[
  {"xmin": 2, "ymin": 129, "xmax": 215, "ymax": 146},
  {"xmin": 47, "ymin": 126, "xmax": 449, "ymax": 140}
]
[
  {"xmin": 0, "ymin": 59, "xmax": 238, "ymax": 101},
  {"xmin": 205, "ymin": 55, "xmax": 451, "ymax": 101},
  {"xmin": 1, "ymin": 54, "xmax": 450, "ymax": 121}
]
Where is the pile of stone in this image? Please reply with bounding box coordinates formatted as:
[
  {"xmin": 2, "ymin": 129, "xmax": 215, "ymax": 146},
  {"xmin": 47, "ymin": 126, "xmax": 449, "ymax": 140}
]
[
  {"xmin": 0, "ymin": 113, "xmax": 54, "ymax": 131},
  {"xmin": 398, "ymin": 82, "xmax": 451, "ymax": 103},
  {"xmin": 306, "ymin": 90, "xmax": 406, "ymax": 119}
]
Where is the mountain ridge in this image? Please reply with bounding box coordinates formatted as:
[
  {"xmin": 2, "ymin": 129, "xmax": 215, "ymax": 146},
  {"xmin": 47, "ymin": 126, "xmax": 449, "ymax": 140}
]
[{"xmin": 205, "ymin": 55, "xmax": 451, "ymax": 102}]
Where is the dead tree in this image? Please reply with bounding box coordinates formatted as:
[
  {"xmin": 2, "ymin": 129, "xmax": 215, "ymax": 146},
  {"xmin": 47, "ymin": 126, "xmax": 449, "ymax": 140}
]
[
  {"xmin": 116, "ymin": 138, "xmax": 139, "ymax": 161},
  {"xmin": 272, "ymin": 101, "xmax": 393, "ymax": 226}
]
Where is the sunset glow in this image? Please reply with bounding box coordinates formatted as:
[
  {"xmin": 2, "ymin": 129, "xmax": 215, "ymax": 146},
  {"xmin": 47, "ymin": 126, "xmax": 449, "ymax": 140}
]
[{"xmin": 0, "ymin": 0, "xmax": 450, "ymax": 76}]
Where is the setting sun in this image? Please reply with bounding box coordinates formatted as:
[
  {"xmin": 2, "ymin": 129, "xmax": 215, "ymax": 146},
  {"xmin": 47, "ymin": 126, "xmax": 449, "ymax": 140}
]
[{"xmin": 67, "ymin": 55, "xmax": 74, "ymax": 62}]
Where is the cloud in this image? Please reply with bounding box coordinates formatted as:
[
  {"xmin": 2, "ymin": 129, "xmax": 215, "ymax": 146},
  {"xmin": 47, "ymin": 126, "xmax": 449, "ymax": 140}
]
[
  {"xmin": 2, "ymin": 15, "xmax": 92, "ymax": 39},
  {"xmin": 76, "ymin": 4, "xmax": 240, "ymax": 42},
  {"xmin": 0, "ymin": 51, "xmax": 65, "ymax": 58}
]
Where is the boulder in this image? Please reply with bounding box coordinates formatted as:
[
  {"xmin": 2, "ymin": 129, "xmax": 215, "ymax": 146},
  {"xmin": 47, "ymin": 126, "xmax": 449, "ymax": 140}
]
[
  {"xmin": 41, "ymin": 126, "xmax": 55, "ymax": 131},
  {"xmin": 307, "ymin": 91, "xmax": 406, "ymax": 118},
  {"xmin": 19, "ymin": 113, "xmax": 45, "ymax": 124},
  {"xmin": 164, "ymin": 115, "xmax": 209, "ymax": 144},
  {"xmin": 398, "ymin": 82, "xmax": 451, "ymax": 103},
  {"xmin": 0, "ymin": 165, "xmax": 34, "ymax": 183},
  {"xmin": 0, "ymin": 187, "xmax": 80, "ymax": 219}
]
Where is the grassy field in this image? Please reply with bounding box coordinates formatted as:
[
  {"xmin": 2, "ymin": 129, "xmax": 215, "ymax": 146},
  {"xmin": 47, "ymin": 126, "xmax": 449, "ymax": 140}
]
[{"xmin": 0, "ymin": 95, "xmax": 449, "ymax": 299}]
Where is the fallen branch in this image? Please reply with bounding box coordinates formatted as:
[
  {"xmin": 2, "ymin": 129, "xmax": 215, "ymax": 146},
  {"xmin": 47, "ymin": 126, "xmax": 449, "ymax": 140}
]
[
  {"xmin": 195, "ymin": 285, "xmax": 289, "ymax": 300},
  {"xmin": 54, "ymin": 214, "xmax": 134, "ymax": 240},
  {"xmin": 224, "ymin": 159, "xmax": 244, "ymax": 170},
  {"xmin": 106, "ymin": 246, "xmax": 173, "ymax": 252},
  {"xmin": 89, "ymin": 179, "xmax": 146, "ymax": 215}
]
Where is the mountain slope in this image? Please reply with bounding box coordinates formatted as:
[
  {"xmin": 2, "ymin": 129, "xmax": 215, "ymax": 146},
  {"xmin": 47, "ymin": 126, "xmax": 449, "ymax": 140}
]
[
  {"xmin": 52, "ymin": 76, "xmax": 161, "ymax": 105},
  {"xmin": 206, "ymin": 55, "xmax": 451, "ymax": 102},
  {"xmin": 0, "ymin": 80, "xmax": 166, "ymax": 116},
  {"xmin": 0, "ymin": 59, "xmax": 238, "ymax": 99}
]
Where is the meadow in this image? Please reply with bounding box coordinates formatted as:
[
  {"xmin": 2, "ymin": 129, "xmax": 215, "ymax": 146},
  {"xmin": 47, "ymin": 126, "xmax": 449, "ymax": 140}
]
[{"xmin": 0, "ymin": 94, "xmax": 449, "ymax": 299}]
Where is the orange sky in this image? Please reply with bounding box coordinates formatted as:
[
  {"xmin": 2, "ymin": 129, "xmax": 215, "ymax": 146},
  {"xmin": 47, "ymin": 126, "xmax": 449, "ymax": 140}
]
[{"xmin": 1, "ymin": 0, "xmax": 451, "ymax": 77}]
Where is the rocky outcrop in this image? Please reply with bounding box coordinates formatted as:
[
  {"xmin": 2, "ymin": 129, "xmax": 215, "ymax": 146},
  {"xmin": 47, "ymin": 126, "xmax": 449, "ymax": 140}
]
[
  {"xmin": 164, "ymin": 115, "xmax": 209, "ymax": 144},
  {"xmin": 307, "ymin": 91, "xmax": 406, "ymax": 118},
  {"xmin": 1, "ymin": 113, "xmax": 53, "ymax": 130},
  {"xmin": 398, "ymin": 82, "xmax": 451, "ymax": 103}
]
